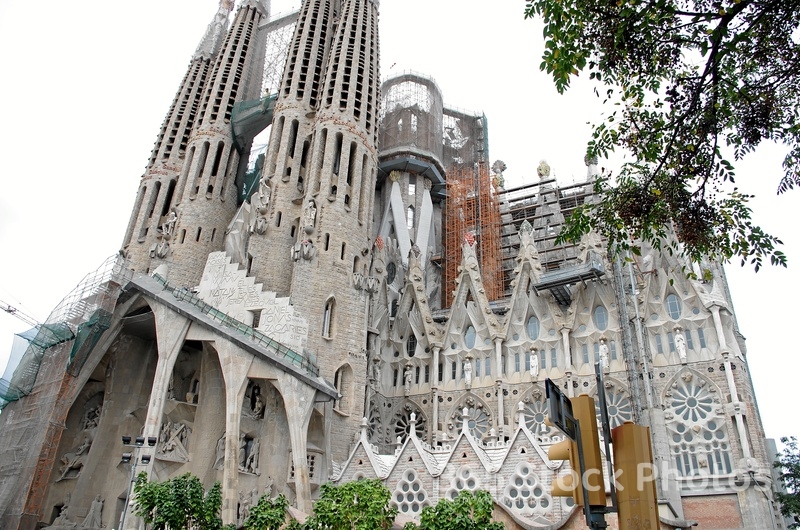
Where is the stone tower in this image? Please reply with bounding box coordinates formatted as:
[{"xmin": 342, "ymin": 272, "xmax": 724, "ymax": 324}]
[
  {"xmin": 246, "ymin": 0, "xmax": 381, "ymax": 459},
  {"xmin": 122, "ymin": 0, "xmax": 269, "ymax": 287}
]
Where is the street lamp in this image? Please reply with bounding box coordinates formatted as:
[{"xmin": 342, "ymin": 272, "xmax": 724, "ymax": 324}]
[{"xmin": 117, "ymin": 435, "xmax": 157, "ymax": 530}]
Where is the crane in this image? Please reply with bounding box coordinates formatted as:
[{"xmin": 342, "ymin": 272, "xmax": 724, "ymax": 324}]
[{"xmin": 0, "ymin": 299, "xmax": 41, "ymax": 329}]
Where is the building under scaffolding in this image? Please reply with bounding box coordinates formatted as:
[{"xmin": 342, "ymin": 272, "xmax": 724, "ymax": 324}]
[{"xmin": 443, "ymin": 162, "xmax": 502, "ymax": 307}]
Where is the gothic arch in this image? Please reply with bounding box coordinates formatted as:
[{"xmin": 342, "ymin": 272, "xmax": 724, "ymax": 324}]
[
  {"xmin": 392, "ymin": 399, "xmax": 428, "ymax": 444},
  {"xmin": 333, "ymin": 363, "xmax": 355, "ymax": 415},
  {"xmin": 445, "ymin": 393, "xmax": 493, "ymax": 441},
  {"xmin": 588, "ymin": 378, "xmax": 635, "ymax": 430},
  {"xmin": 662, "ymin": 369, "xmax": 734, "ymax": 479}
]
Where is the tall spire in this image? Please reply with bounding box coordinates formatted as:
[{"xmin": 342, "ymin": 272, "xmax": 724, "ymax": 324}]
[{"xmin": 193, "ymin": 0, "xmax": 235, "ymax": 60}]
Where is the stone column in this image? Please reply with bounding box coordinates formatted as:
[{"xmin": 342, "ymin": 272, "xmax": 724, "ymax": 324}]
[
  {"xmin": 215, "ymin": 339, "xmax": 254, "ymax": 525},
  {"xmin": 709, "ymin": 304, "xmax": 728, "ymax": 351},
  {"xmin": 275, "ymin": 372, "xmax": 317, "ymax": 514},
  {"xmin": 494, "ymin": 338, "xmax": 505, "ymax": 435},
  {"xmin": 431, "ymin": 346, "xmax": 441, "ymax": 442},
  {"xmin": 722, "ymin": 352, "xmax": 752, "ymax": 459},
  {"xmin": 560, "ymin": 327, "xmax": 572, "ymax": 368}
]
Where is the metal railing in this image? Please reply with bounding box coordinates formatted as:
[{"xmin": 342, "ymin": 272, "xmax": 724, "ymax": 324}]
[{"xmin": 152, "ymin": 275, "xmax": 319, "ymax": 377}]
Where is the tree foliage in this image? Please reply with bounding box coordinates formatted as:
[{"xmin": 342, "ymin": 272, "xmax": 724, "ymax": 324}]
[
  {"xmin": 404, "ymin": 490, "xmax": 503, "ymax": 530},
  {"xmin": 524, "ymin": 0, "xmax": 794, "ymax": 269},
  {"xmin": 244, "ymin": 493, "xmax": 290, "ymax": 530},
  {"xmin": 133, "ymin": 472, "xmax": 223, "ymax": 530},
  {"xmin": 775, "ymin": 436, "xmax": 800, "ymax": 529},
  {"xmin": 303, "ymin": 479, "xmax": 397, "ymax": 530}
]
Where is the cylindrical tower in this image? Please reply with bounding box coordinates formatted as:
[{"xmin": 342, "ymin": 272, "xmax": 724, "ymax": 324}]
[
  {"xmin": 246, "ymin": 0, "xmax": 337, "ymax": 296},
  {"xmin": 122, "ymin": 1, "xmax": 235, "ymax": 276},
  {"xmin": 292, "ymin": 0, "xmax": 381, "ymax": 460},
  {"xmin": 165, "ymin": 0, "xmax": 270, "ymax": 287}
]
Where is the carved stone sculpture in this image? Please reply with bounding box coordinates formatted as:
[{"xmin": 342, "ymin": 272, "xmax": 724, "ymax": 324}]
[
  {"xmin": 530, "ymin": 348, "xmax": 539, "ymax": 379},
  {"xmin": 158, "ymin": 421, "xmax": 191, "ymax": 461},
  {"xmin": 245, "ymin": 438, "xmax": 260, "ymax": 474},
  {"xmin": 464, "ymin": 357, "xmax": 473, "ymax": 388},
  {"xmin": 599, "ymin": 339, "xmax": 610, "ymax": 371},
  {"xmin": 676, "ymin": 329, "xmax": 688, "ymax": 364},
  {"xmin": 56, "ymin": 434, "xmax": 92, "ymax": 482},
  {"xmin": 79, "ymin": 495, "xmax": 103, "ymax": 530},
  {"xmin": 213, "ymin": 433, "xmax": 225, "ymax": 470}
]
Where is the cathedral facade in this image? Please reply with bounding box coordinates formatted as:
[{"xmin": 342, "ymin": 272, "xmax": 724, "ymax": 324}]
[{"xmin": 0, "ymin": 1, "xmax": 782, "ymax": 529}]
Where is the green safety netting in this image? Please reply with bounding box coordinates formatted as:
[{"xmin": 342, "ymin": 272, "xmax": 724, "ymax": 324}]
[
  {"xmin": 68, "ymin": 309, "xmax": 112, "ymax": 376},
  {"xmin": 0, "ymin": 322, "xmax": 74, "ymax": 407}
]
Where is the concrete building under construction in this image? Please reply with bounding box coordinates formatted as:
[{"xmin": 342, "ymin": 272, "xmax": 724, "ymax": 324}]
[{"xmin": 0, "ymin": 1, "xmax": 785, "ymax": 529}]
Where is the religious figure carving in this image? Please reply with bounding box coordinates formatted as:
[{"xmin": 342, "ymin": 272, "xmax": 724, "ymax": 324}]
[
  {"xmin": 530, "ymin": 347, "xmax": 539, "ymax": 379},
  {"xmin": 213, "ymin": 433, "xmax": 225, "ymax": 470},
  {"xmin": 80, "ymin": 404, "xmax": 102, "ymax": 431},
  {"xmin": 245, "ymin": 438, "xmax": 260, "ymax": 474},
  {"xmin": 238, "ymin": 434, "xmax": 247, "ymax": 469},
  {"xmin": 56, "ymin": 434, "xmax": 92, "ymax": 482},
  {"xmin": 50, "ymin": 496, "xmax": 77, "ymax": 529},
  {"xmin": 464, "ymin": 357, "xmax": 473, "ymax": 388},
  {"xmin": 158, "ymin": 421, "xmax": 191, "ymax": 461},
  {"xmin": 675, "ymin": 328, "xmax": 688, "ymax": 364},
  {"xmin": 79, "ymin": 495, "xmax": 103, "ymax": 530},
  {"xmin": 599, "ymin": 339, "xmax": 610, "ymax": 371},
  {"xmin": 161, "ymin": 210, "xmax": 178, "ymax": 239},
  {"xmin": 251, "ymin": 176, "xmax": 271, "ymax": 235},
  {"xmin": 302, "ymin": 200, "xmax": 317, "ymax": 234},
  {"xmin": 403, "ymin": 364, "xmax": 412, "ymax": 396},
  {"xmin": 537, "ymin": 160, "xmax": 551, "ymax": 178}
]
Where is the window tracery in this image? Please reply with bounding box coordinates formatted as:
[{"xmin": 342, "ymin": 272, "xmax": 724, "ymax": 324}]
[
  {"xmin": 392, "ymin": 469, "xmax": 430, "ymax": 516},
  {"xmin": 666, "ymin": 372, "xmax": 733, "ymax": 477},
  {"xmin": 503, "ymin": 462, "xmax": 553, "ymax": 516}
]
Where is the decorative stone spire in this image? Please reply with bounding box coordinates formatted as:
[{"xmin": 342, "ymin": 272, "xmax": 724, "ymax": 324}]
[{"xmin": 193, "ymin": 0, "xmax": 235, "ymax": 60}]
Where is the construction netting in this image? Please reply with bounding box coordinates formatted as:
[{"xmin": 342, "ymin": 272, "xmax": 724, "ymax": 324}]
[
  {"xmin": 379, "ymin": 72, "xmax": 444, "ymax": 163},
  {"xmin": 0, "ymin": 255, "xmax": 131, "ymax": 408},
  {"xmin": 443, "ymin": 107, "xmax": 489, "ymax": 167}
]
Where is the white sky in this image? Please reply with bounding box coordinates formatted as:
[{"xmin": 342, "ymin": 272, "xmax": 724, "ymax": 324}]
[{"xmin": 0, "ymin": 0, "xmax": 796, "ymax": 444}]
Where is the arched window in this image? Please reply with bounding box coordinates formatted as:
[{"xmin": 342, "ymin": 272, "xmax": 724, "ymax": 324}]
[
  {"xmin": 666, "ymin": 373, "xmax": 733, "ymax": 477},
  {"xmin": 322, "ymin": 298, "xmax": 335, "ymax": 338},
  {"xmin": 407, "ymin": 206, "xmax": 415, "ymax": 231},
  {"xmin": 333, "ymin": 364, "xmax": 353, "ymax": 414},
  {"xmin": 406, "ymin": 334, "xmax": 417, "ymax": 357},
  {"xmin": 526, "ymin": 316, "xmax": 540, "ymax": 339},
  {"xmin": 464, "ymin": 326, "xmax": 476, "ymax": 349},
  {"xmin": 593, "ymin": 306, "xmax": 608, "ymax": 330},
  {"xmin": 665, "ymin": 294, "xmax": 682, "ymax": 320}
]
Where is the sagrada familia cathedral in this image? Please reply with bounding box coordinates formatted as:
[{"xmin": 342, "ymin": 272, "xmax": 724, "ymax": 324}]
[{"xmin": 0, "ymin": 1, "xmax": 786, "ymax": 529}]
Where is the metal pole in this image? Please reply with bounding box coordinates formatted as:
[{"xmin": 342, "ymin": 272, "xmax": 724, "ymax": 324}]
[{"xmin": 118, "ymin": 454, "xmax": 138, "ymax": 530}]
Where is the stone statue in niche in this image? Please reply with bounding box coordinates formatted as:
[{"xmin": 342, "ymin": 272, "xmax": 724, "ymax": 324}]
[
  {"xmin": 80, "ymin": 404, "xmax": 102, "ymax": 431},
  {"xmin": 599, "ymin": 339, "xmax": 610, "ymax": 372},
  {"xmin": 238, "ymin": 433, "xmax": 248, "ymax": 469},
  {"xmin": 244, "ymin": 438, "xmax": 260, "ymax": 474},
  {"xmin": 79, "ymin": 495, "xmax": 103, "ymax": 530},
  {"xmin": 56, "ymin": 433, "xmax": 92, "ymax": 482},
  {"xmin": 213, "ymin": 433, "xmax": 225, "ymax": 470},
  {"xmin": 530, "ymin": 347, "xmax": 539, "ymax": 379},
  {"xmin": 403, "ymin": 364, "xmax": 412, "ymax": 396},
  {"xmin": 158, "ymin": 421, "xmax": 191, "ymax": 462},
  {"xmin": 246, "ymin": 384, "xmax": 265, "ymax": 419},
  {"xmin": 292, "ymin": 239, "xmax": 316, "ymax": 261},
  {"xmin": 251, "ymin": 175, "xmax": 271, "ymax": 235},
  {"xmin": 50, "ymin": 495, "xmax": 77, "ymax": 529},
  {"xmin": 675, "ymin": 327, "xmax": 688, "ymax": 364},
  {"xmin": 302, "ymin": 200, "xmax": 317, "ymax": 234},
  {"xmin": 161, "ymin": 210, "xmax": 178, "ymax": 239},
  {"xmin": 464, "ymin": 357, "xmax": 473, "ymax": 388}
]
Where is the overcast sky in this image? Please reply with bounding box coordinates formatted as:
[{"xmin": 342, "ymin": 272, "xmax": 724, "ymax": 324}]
[{"xmin": 0, "ymin": 0, "xmax": 796, "ymax": 444}]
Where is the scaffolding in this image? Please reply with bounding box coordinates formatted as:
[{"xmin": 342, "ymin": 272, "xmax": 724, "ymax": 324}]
[
  {"xmin": 0, "ymin": 255, "xmax": 131, "ymax": 408},
  {"xmin": 498, "ymin": 178, "xmax": 596, "ymax": 296},
  {"xmin": 443, "ymin": 162, "xmax": 503, "ymax": 308},
  {"xmin": 379, "ymin": 72, "xmax": 444, "ymax": 164}
]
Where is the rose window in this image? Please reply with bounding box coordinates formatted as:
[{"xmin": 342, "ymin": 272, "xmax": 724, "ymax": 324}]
[
  {"xmin": 454, "ymin": 406, "xmax": 490, "ymax": 440},
  {"xmin": 595, "ymin": 387, "xmax": 634, "ymax": 429},
  {"xmin": 394, "ymin": 407, "xmax": 427, "ymax": 443},
  {"xmin": 667, "ymin": 374, "xmax": 733, "ymax": 477}
]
